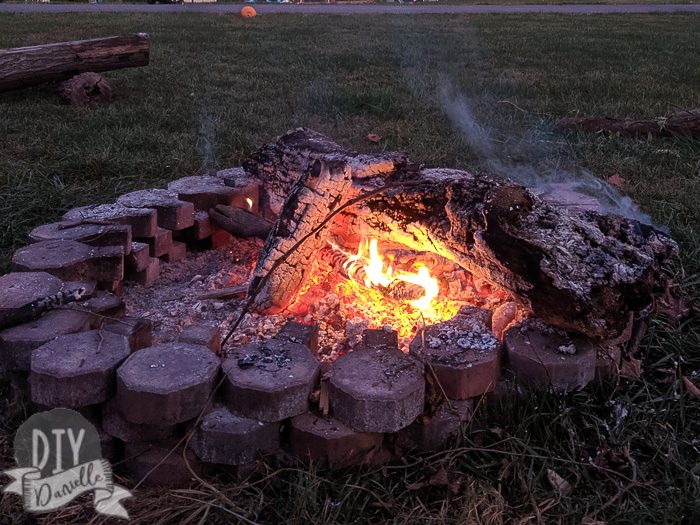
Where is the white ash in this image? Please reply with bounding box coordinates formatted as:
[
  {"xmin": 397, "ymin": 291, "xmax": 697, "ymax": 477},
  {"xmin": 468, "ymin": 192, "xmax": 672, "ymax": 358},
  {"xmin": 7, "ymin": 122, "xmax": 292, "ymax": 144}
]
[
  {"xmin": 123, "ymin": 238, "xmax": 264, "ymax": 345},
  {"xmin": 428, "ymin": 316, "xmax": 499, "ymax": 352},
  {"xmin": 557, "ymin": 343, "xmax": 577, "ymax": 355},
  {"xmin": 519, "ymin": 318, "xmax": 568, "ymax": 338},
  {"xmin": 345, "ymin": 317, "xmax": 369, "ymax": 348}
]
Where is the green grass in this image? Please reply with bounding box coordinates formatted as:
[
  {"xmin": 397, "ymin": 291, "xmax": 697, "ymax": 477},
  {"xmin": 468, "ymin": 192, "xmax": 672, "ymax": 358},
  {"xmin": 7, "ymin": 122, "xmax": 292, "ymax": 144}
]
[{"xmin": 1, "ymin": 12, "xmax": 699, "ymax": 524}]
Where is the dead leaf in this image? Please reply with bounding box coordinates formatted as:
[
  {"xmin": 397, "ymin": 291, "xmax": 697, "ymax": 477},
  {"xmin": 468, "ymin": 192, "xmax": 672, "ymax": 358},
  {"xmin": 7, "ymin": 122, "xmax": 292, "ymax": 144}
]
[
  {"xmin": 619, "ymin": 356, "xmax": 642, "ymax": 380},
  {"xmin": 608, "ymin": 173, "xmax": 626, "ymax": 189},
  {"xmin": 683, "ymin": 376, "xmax": 700, "ymax": 398},
  {"xmin": 547, "ymin": 469, "xmax": 572, "ymax": 496},
  {"xmin": 656, "ymin": 289, "xmax": 693, "ymax": 323},
  {"xmin": 366, "ymin": 133, "xmax": 382, "ymax": 143},
  {"xmin": 655, "ymin": 367, "xmax": 676, "ymax": 384}
]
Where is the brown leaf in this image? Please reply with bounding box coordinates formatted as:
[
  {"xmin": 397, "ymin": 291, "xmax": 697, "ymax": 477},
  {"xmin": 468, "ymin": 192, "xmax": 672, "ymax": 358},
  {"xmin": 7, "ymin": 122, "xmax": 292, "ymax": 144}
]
[
  {"xmin": 547, "ymin": 468, "xmax": 572, "ymax": 496},
  {"xmin": 683, "ymin": 376, "xmax": 700, "ymax": 398},
  {"xmin": 619, "ymin": 356, "xmax": 642, "ymax": 380},
  {"xmin": 607, "ymin": 173, "xmax": 626, "ymax": 189},
  {"xmin": 656, "ymin": 289, "xmax": 693, "ymax": 322},
  {"xmin": 366, "ymin": 133, "xmax": 382, "ymax": 143}
]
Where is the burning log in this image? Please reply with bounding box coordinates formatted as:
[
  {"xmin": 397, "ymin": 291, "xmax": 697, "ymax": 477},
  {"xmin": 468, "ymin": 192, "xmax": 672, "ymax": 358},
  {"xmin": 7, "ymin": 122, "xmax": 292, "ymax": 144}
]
[
  {"xmin": 209, "ymin": 204, "xmax": 274, "ymax": 239},
  {"xmin": 0, "ymin": 34, "xmax": 149, "ymax": 92},
  {"xmin": 249, "ymin": 159, "xmax": 354, "ymax": 312},
  {"xmin": 558, "ymin": 109, "xmax": 700, "ymax": 137},
  {"xmin": 245, "ymin": 129, "xmax": 677, "ymax": 341},
  {"xmin": 243, "ymin": 127, "xmax": 408, "ymax": 218}
]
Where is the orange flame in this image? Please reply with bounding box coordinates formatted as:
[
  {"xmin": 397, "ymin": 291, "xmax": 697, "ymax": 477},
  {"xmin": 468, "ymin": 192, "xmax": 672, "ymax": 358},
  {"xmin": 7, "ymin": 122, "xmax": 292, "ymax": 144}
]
[
  {"xmin": 335, "ymin": 238, "xmax": 439, "ymax": 315},
  {"xmin": 245, "ymin": 197, "xmax": 254, "ymax": 210}
]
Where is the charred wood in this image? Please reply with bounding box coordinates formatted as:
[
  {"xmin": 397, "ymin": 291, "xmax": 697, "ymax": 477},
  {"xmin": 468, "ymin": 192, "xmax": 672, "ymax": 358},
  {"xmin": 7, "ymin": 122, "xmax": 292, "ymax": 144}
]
[
  {"xmin": 209, "ymin": 205, "xmax": 273, "ymax": 240},
  {"xmin": 245, "ymin": 129, "xmax": 678, "ymax": 340}
]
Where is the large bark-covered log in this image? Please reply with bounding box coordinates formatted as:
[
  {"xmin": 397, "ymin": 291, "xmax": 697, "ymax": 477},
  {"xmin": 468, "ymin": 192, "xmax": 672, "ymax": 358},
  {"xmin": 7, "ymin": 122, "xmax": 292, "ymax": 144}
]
[
  {"xmin": 243, "ymin": 128, "xmax": 409, "ymax": 218},
  {"xmin": 244, "ymin": 129, "xmax": 678, "ymax": 340},
  {"xmin": 558, "ymin": 110, "xmax": 700, "ymax": 137},
  {"xmin": 0, "ymin": 34, "xmax": 149, "ymax": 92},
  {"xmin": 335, "ymin": 170, "xmax": 676, "ymax": 340}
]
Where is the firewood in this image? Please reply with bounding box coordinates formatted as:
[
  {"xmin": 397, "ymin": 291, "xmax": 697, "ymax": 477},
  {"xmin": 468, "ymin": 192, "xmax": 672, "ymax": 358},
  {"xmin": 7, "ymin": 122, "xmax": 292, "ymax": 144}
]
[
  {"xmin": 244, "ymin": 129, "xmax": 678, "ymax": 341},
  {"xmin": 209, "ymin": 205, "xmax": 273, "ymax": 239},
  {"xmin": 57, "ymin": 72, "xmax": 112, "ymax": 108},
  {"xmin": 558, "ymin": 109, "xmax": 700, "ymax": 137},
  {"xmin": 0, "ymin": 34, "xmax": 149, "ymax": 92}
]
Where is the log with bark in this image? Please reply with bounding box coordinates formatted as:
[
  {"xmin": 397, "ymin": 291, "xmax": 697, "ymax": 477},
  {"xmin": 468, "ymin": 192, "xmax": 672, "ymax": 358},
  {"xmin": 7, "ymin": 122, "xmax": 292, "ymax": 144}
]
[
  {"xmin": 243, "ymin": 129, "xmax": 677, "ymax": 341},
  {"xmin": 558, "ymin": 109, "xmax": 700, "ymax": 137},
  {"xmin": 0, "ymin": 34, "xmax": 149, "ymax": 92}
]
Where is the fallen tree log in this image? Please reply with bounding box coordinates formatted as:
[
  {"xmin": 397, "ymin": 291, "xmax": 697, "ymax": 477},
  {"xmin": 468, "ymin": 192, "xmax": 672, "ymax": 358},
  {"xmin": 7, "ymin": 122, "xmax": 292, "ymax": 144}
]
[
  {"xmin": 209, "ymin": 204, "xmax": 274, "ymax": 239},
  {"xmin": 245, "ymin": 129, "xmax": 678, "ymax": 341},
  {"xmin": 558, "ymin": 110, "xmax": 700, "ymax": 137},
  {"xmin": 0, "ymin": 34, "xmax": 149, "ymax": 92}
]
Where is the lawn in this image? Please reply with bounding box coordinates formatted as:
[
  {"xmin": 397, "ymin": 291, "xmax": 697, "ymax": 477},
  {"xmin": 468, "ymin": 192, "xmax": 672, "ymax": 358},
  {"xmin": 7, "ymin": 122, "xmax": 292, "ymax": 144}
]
[{"xmin": 1, "ymin": 12, "xmax": 699, "ymax": 525}]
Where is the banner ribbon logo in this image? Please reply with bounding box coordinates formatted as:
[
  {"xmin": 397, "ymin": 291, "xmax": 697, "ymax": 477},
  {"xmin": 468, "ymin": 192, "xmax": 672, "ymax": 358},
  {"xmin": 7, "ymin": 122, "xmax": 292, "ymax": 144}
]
[{"xmin": 3, "ymin": 458, "xmax": 132, "ymax": 519}]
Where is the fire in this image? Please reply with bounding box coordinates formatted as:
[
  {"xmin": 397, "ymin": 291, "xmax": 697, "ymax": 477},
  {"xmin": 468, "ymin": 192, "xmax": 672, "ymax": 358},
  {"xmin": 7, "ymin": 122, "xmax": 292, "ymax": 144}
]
[
  {"xmin": 245, "ymin": 197, "xmax": 254, "ymax": 210},
  {"xmin": 335, "ymin": 238, "xmax": 440, "ymax": 316},
  {"xmin": 283, "ymin": 237, "xmax": 483, "ymax": 353}
]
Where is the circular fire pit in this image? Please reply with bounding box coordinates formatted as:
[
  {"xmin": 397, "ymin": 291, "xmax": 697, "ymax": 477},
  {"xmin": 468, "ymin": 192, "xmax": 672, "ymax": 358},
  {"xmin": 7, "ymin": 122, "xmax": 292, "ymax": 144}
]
[{"xmin": 0, "ymin": 129, "xmax": 676, "ymax": 486}]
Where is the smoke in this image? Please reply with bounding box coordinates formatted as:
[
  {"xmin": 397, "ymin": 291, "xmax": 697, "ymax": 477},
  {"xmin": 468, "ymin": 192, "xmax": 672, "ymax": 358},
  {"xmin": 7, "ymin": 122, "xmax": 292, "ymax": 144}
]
[
  {"xmin": 197, "ymin": 110, "xmax": 221, "ymax": 177},
  {"xmin": 394, "ymin": 25, "xmax": 651, "ymax": 225},
  {"xmin": 437, "ymin": 81, "xmax": 652, "ymax": 224}
]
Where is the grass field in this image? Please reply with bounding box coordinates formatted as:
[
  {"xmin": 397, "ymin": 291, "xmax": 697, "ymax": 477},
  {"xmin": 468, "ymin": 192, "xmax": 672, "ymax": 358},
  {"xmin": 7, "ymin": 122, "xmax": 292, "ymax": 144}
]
[{"xmin": 1, "ymin": 12, "xmax": 699, "ymax": 525}]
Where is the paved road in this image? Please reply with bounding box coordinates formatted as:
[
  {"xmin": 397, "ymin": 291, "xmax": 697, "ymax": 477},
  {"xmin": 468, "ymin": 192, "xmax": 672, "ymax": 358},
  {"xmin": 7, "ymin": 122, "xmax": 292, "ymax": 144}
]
[{"xmin": 0, "ymin": 3, "xmax": 699, "ymax": 14}]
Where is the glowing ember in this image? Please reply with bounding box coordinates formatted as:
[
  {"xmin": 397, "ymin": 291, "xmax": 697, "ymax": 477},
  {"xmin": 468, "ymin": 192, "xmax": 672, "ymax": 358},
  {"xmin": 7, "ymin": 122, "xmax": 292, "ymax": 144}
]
[{"xmin": 282, "ymin": 238, "xmax": 490, "ymax": 353}]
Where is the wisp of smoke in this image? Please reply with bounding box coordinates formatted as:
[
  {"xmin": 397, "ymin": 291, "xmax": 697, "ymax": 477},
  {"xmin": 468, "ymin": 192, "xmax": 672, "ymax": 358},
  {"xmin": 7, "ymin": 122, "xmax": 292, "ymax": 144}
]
[
  {"xmin": 198, "ymin": 110, "xmax": 221, "ymax": 177},
  {"xmin": 437, "ymin": 82, "xmax": 653, "ymax": 224}
]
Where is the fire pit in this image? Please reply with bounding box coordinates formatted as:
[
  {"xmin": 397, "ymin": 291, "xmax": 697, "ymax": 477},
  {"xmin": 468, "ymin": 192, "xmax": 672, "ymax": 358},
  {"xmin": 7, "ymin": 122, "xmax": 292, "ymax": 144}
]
[{"xmin": 0, "ymin": 129, "xmax": 677, "ymax": 485}]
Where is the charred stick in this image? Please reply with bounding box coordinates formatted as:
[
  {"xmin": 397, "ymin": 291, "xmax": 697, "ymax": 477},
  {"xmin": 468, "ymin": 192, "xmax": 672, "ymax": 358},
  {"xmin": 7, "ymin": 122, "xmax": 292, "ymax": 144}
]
[{"xmin": 1, "ymin": 287, "xmax": 87, "ymax": 329}]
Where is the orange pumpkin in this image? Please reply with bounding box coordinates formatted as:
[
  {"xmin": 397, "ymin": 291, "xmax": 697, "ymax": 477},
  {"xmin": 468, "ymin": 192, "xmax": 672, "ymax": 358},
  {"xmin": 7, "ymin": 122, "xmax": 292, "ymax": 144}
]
[{"xmin": 241, "ymin": 6, "xmax": 257, "ymax": 18}]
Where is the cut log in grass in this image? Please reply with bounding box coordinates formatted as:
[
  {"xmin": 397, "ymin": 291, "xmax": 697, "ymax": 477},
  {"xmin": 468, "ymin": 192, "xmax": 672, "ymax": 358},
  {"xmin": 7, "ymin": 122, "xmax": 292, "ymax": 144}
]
[
  {"xmin": 57, "ymin": 72, "xmax": 112, "ymax": 108},
  {"xmin": 0, "ymin": 34, "xmax": 149, "ymax": 92}
]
